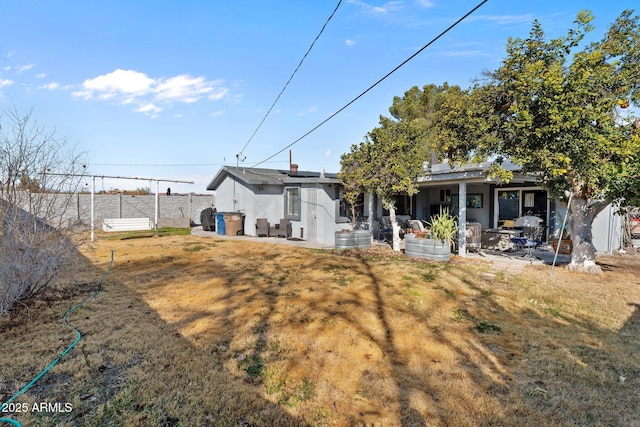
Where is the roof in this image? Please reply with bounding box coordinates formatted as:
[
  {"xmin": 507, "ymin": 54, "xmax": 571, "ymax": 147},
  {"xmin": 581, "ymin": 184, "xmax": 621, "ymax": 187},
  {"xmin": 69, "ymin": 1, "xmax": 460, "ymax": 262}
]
[
  {"xmin": 206, "ymin": 166, "xmax": 340, "ymax": 190},
  {"xmin": 416, "ymin": 160, "xmax": 539, "ymax": 185}
]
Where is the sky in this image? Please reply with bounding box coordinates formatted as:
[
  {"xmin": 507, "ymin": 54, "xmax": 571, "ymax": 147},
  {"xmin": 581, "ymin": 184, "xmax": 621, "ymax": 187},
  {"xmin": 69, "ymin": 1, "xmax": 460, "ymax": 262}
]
[{"xmin": 0, "ymin": 0, "xmax": 637, "ymax": 193}]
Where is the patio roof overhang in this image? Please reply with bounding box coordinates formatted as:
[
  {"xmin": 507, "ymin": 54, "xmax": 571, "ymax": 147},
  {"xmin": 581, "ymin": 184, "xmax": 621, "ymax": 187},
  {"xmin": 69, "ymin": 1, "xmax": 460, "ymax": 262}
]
[{"xmin": 415, "ymin": 161, "xmax": 540, "ymax": 187}]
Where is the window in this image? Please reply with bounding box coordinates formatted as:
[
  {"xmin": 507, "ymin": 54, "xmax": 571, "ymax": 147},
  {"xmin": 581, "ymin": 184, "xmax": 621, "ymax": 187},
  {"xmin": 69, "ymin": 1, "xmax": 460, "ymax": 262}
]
[
  {"xmin": 340, "ymin": 192, "xmax": 364, "ymax": 219},
  {"xmin": 383, "ymin": 194, "xmax": 412, "ymax": 216},
  {"xmin": 498, "ymin": 191, "xmax": 520, "ymax": 221},
  {"xmin": 439, "ymin": 189, "xmax": 451, "ymax": 202},
  {"xmin": 284, "ymin": 187, "xmax": 301, "ymax": 220}
]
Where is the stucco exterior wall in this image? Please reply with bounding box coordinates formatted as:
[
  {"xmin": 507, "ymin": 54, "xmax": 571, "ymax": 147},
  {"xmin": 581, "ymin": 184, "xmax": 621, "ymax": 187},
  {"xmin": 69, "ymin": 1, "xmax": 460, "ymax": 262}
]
[
  {"xmin": 214, "ymin": 177, "xmax": 283, "ymax": 236},
  {"xmin": 214, "ymin": 176, "xmax": 341, "ymax": 245}
]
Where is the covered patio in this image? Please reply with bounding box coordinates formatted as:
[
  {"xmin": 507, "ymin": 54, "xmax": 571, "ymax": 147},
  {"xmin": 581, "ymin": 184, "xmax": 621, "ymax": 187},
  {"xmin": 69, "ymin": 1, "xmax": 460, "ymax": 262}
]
[{"xmin": 390, "ymin": 161, "xmax": 556, "ymax": 258}]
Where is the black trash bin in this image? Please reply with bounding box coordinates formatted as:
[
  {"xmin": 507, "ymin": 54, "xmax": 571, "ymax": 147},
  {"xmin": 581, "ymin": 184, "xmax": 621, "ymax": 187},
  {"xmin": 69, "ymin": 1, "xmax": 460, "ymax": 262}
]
[{"xmin": 200, "ymin": 207, "xmax": 216, "ymax": 232}]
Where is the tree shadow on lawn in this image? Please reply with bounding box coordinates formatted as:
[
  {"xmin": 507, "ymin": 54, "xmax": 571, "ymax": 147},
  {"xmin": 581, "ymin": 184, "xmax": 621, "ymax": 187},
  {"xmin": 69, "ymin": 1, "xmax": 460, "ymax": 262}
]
[
  {"xmin": 456, "ymin": 257, "xmax": 640, "ymax": 426},
  {"xmin": 0, "ymin": 249, "xmax": 305, "ymax": 427},
  {"xmin": 112, "ymin": 243, "xmax": 530, "ymax": 425},
  {"xmin": 42, "ymin": 240, "xmax": 640, "ymax": 427}
]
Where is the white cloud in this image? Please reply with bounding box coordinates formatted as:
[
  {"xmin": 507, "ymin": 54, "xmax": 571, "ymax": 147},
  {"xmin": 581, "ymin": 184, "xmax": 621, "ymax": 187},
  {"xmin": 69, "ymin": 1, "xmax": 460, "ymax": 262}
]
[
  {"xmin": 348, "ymin": 0, "xmax": 404, "ymax": 15},
  {"xmin": 36, "ymin": 73, "xmax": 47, "ymax": 79},
  {"xmin": 208, "ymin": 86, "xmax": 229, "ymax": 101},
  {"xmin": 0, "ymin": 79, "xmax": 13, "ymax": 89},
  {"xmin": 372, "ymin": 2, "xmax": 403, "ymax": 14},
  {"xmin": 39, "ymin": 82, "xmax": 60, "ymax": 90},
  {"xmin": 469, "ymin": 14, "xmax": 534, "ymax": 26},
  {"xmin": 440, "ymin": 50, "xmax": 487, "ymax": 58},
  {"xmin": 210, "ymin": 110, "xmax": 226, "ymax": 117},
  {"xmin": 345, "ymin": 38, "xmax": 356, "ymax": 46},
  {"xmin": 135, "ymin": 102, "xmax": 162, "ymax": 115},
  {"xmin": 416, "ymin": 0, "xmax": 433, "ymax": 7},
  {"xmin": 73, "ymin": 69, "xmax": 230, "ymax": 116},
  {"xmin": 38, "ymin": 82, "xmax": 73, "ymax": 90},
  {"xmin": 17, "ymin": 64, "xmax": 34, "ymax": 72},
  {"xmin": 325, "ymin": 149, "xmax": 332, "ymax": 157},
  {"xmin": 74, "ymin": 69, "xmax": 154, "ymax": 100},
  {"xmin": 155, "ymin": 74, "xmax": 213, "ymax": 103},
  {"xmin": 297, "ymin": 105, "xmax": 318, "ymax": 116}
]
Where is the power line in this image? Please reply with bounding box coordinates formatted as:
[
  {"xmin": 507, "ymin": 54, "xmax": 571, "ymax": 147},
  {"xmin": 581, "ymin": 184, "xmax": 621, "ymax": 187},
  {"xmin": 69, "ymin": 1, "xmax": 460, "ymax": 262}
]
[
  {"xmin": 249, "ymin": 0, "xmax": 489, "ymax": 169},
  {"xmin": 90, "ymin": 160, "xmax": 287, "ymax": 167},
  {"xmin": 238, "ymin": 0, "xmax": 343, "ymax": 158}
]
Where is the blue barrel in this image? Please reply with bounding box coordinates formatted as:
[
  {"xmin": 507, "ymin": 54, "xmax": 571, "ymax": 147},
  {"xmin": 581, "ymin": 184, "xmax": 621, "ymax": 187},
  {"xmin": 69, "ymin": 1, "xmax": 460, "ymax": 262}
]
[{"xmin": 216, "ymin": 213, "xmax": 226, "ymax": 235}]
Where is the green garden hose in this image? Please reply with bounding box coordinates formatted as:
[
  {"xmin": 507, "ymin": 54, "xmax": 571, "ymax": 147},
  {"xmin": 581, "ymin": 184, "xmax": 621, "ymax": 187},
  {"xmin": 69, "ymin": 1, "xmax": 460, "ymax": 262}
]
[{"xmin": 0, "ymin": 250, "xmax": 115, "ymax": 427}]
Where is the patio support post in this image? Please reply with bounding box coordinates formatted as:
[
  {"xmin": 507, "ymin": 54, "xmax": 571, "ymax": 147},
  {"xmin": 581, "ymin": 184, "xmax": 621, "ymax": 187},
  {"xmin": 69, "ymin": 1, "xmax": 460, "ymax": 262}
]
[
  {"xmin": 368, "ymin": 192, "xmax": 374, "ymax": 243},
  {"xmin": 458, "ymin": 182, "xmax": 467, "ymax": 257},
  {"xmin": 91, "ymin": 175, "xmax": 95, "ymax": 242},
  {"xmin": 154, "ymin": 179, "xmax": 159, "ymax": 237}
]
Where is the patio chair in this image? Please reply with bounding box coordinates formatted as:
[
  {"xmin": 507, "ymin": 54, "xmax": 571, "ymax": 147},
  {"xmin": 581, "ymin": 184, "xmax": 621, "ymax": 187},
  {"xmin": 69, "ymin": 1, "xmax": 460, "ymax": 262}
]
[
  {"xmin": 407, "ymin": 220, "xmax": 425, "ymax": 233},
  {"xmin": 511, "ymin": 236, "xmax": 539, "ymax": 258},
  {"xmin": 255, "ymin": 218, "xmax": 270, "ymax": 237},
  {"xmin": 270, "ymin": 218, "xmax": 292, "ymax": 238},
  {"xmin": 378, "ymin": 216, "xmax": 407, "ymax": 243},
  {"xmin": 514, "ymin": 216, "xmax": 544, "ymax": 251},
  {"xmin": 378, "ymin": 216, "xmax": 393, "ymax": 242},
  {"xmin": 511, "ymin": 219, "xmax": 544, "ymax": 258}
]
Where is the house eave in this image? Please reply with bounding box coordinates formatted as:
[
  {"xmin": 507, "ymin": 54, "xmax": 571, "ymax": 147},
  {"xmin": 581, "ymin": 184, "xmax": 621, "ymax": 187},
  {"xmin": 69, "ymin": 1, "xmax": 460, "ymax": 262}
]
[{"xmin": 206, "ymin": 166, "xmax": 340, "ymax": 190}]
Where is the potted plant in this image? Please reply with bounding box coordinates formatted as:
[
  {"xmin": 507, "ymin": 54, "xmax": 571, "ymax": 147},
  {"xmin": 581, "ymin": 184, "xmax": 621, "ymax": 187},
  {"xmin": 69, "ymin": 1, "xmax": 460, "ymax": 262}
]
[
  {"xmin": 405, "ymin": 208, "xmax": 458, "ymax": 261},
  {"xmin": 552, "ymin": 230, "xmax": 573, "ymax": 255},
  {"xmin": 334, "ymin": 188, "xmax": 371, "ymax": 250}
]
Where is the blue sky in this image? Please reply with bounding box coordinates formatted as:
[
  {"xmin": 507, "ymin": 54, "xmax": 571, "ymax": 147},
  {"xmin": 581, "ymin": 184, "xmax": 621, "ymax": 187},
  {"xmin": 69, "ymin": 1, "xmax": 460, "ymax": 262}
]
[{"xmin": 0, "ymin": 0, "xmax": 636, "ymax": 193}]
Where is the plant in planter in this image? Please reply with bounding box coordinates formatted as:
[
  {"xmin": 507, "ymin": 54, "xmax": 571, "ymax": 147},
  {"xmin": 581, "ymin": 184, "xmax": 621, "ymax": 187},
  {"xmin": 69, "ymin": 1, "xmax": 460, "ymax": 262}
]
[
  {"xmin": 334, "ymin": 176, "xmax": 371, "ymax": 249},
  {"xmin": 414, "ymin": 228, "xmax": 430, "ymax": 239},
  {"xmin": 405, "ymin": 209, "xmax": 458, "ymax": 261},
  {"xmin": 428, "ymin": 208, "xmax": 458, "ymax": 247}
]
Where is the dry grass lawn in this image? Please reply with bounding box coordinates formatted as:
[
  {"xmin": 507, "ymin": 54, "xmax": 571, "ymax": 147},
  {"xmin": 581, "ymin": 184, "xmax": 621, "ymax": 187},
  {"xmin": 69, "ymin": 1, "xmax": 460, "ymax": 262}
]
[{"xmin": 1, "ymin": 233, "xmax": 640, "ymax": 426}]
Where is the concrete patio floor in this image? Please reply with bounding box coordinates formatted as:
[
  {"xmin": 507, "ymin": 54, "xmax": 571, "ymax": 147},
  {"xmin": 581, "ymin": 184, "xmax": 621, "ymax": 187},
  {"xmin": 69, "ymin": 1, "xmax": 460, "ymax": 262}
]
[{"xmin": 191, "ymin": 226, "xmax": 333, "ymax": 250}]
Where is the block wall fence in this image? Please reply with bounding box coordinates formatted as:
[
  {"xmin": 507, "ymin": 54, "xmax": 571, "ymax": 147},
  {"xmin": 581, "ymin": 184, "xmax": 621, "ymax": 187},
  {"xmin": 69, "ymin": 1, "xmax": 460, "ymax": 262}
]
[{"xmin": 44, "ymin": 193, "xmax": 216, "ymax": 228}]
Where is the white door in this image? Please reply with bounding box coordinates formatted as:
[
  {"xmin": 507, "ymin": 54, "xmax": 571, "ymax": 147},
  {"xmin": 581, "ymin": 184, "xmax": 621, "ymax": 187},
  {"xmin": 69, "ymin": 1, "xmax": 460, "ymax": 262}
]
[{"xmin": 306, "ymin": 188, "xmax": 318, "ymax": 242}]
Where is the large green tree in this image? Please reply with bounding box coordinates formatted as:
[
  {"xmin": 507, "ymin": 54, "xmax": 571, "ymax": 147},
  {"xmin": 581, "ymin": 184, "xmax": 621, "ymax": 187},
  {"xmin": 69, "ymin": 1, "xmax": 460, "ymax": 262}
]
[
  {"xmin": 438, "ymin": 10, "xmax": 640, "ymax": 274},
  {"xmin": 388, "ymin": 83, "xmax": 457, "ymax": 163},
  {"xmin": 339, "ymin": 84, "xmax": 454, "ymax": 251},
  {"xmin": 340, "ymin": 117, "xmax": 426, "ymax": 251}
]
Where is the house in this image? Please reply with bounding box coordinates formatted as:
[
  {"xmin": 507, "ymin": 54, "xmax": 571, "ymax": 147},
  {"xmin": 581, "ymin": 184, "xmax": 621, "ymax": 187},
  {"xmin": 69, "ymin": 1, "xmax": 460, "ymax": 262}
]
[
  {"xmin": 206, "ymin": 165, "xmax": 352, "ymax": 246},
  {"xmin": 207, "ymin": 162, "xmax": 625, "ymax": 254},
  {"xmin": 396, "ymin": 160, "xmax": 624, "ymax": 256}
]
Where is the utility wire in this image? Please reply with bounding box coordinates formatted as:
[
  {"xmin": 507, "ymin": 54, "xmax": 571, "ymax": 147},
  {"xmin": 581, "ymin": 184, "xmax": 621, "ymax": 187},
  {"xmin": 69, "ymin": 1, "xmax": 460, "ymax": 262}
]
[
  {"xmin": 238, "ymin": 0, "xmax": 343, "ymax": 157},
  {"xmin": 90, "ymin": 160, "xmax": 286, "ymax": 167},
  {"xmin": 250, "ymin": 0, "xmax": 489, "ymax": 169}
]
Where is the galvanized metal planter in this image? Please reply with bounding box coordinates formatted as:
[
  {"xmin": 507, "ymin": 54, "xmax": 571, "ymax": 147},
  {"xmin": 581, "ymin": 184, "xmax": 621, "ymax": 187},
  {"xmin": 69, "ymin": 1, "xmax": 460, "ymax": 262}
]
[
  {"xmin": 404, "ymin": 234, "xmax": 451, "ymax": 261},
  {"xmin": 335, "ymin": 230, "xmax": 372, "ymax": 249}
]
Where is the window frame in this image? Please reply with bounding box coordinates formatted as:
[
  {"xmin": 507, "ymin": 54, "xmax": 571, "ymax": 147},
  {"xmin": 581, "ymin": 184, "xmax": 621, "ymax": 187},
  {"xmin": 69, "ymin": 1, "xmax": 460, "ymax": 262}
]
[{"xmin": 284, "ymin": 186, "xmax": 301, "ymax": 221}]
